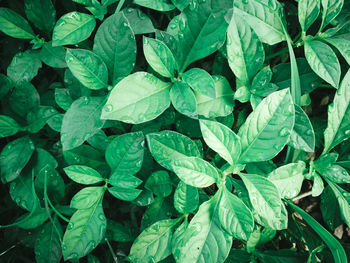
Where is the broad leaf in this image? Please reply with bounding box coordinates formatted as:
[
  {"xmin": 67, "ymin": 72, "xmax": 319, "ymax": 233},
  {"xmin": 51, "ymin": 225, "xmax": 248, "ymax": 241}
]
[
  {"xmin": 101, "ymin": 72, "xmax": 171, "ymax": 124},
  {"xmin": 182, "ymin": 68, "xmax": 216, "ymax": 98},
  {"xmin": 66, "ymin": 49, "xmax": 108, "ymax": 90},
  {"xmin": 298, "ymin": 0, "xmax": 320, "ymax": 32},
  {"xmin": 62, "ymin": 200, "xmax": 106, "ymax": 261},
  {"xmin": 174, "ymin": 181, "xmax": 199, "ymax": 214},
  {"xmin": 133, "ymin": 0, "xmax": 175, "ymax": 11},
  {"xmin": 0, "ymin": 115, "xmax": 21, "ymax": 138},
  {"xmin": 227, "ymin": 14, "xmax": 264, "ymax": 85},
  {"xmin": 0, "ymin": 136, "xmax": 35, "ymax": 183},
  {"xmin": 268, "ymin": 162, "xmax": 305, "ymax": 199},
  {"xmin": 71, "ymin": 187, "xmax": 105, "ymax": 209},
  {"xmin": 171, "ymin": 156, "xmax": 219, "ymax": 188},
  {"xmin": 320, "ymin": 0, "xmax": 344, "ymax": 30},
  {"xmin": 61, "ymin": 96, "xmax": 105, "ymax": 151},
  {"xmin": 122, "ymin": 8, "xmax": 154, "ymax": 35},
  {"xmin": 0, "ymin": 7, "xmax": 35, "ymax": 39},
  {"xmin": 145, "ymin": 171, "xmax": 172, "ymax": 197},
  {"xmin": 52, "ymin": 12, "xmax": 96, "ymax": 46},
  {"xmin": 40, "ymin": 41, "xmax": 67, "ymax": 68},
  {"xmin": 170, "ymin": 81, "xmax": 197, "ymax": 118},
  {"xmin": 108, "ymin": 187, "xmax": 142, "ymax": 201},
  {"xmin": 325, "ymin": 34, "xmax": 350, "ymax": 65},
  {"xmin": 64, "ymin": 165, "xmax": 105, "ymax": 185},
  {"xmin": 323, "ymin": 69, "xmax": 350, "ymax": 154},
  {"xmin": 146, "ymin": 130, "xmax": 201, "ymax": 170},
  {"xmin": 200, "ymin": 119, "xmax": 241, "ymax": 165},
  {"xmin": 238, "ymin": 89, "xmax": 294, "ymax": 163},
  {"xmin": 304, "ymin": 40, "xmax": 340, "ymax": 88},
  {"xmin": 93, "ymin": 12, "xmax": 136, "ymax": 85},
  {"xmin": 24, "ymin": 0, "xmax": 56, "ymax": 33},
  {"xmin": 9, "ymin": 83, "xmax": 40, "ymax": 117}
]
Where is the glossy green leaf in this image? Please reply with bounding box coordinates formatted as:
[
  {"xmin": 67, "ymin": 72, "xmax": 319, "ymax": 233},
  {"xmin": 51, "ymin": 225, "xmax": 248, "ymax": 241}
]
[
  {"xmin": 62, "ymin": 200, "xmax": 106, "ymax": 261},
  {"xmin": 52, "ymin": 12, "xmax": 96, "ymax": 46},
  {"xmin": 55, "ymin": 88, "xmax": 73, "ymax": 111},
  {"xmin": 327, "ymin": 180, "xmax": 350, "ymax": 228},
  {"xmin": 0, "ymin": 115, "xmax": 20, "ymax": 138},
  {"xmin": 105, "ymin": 131, "xmax": 144, "ymax": 177},
  {"xmin": 170, "ymin": 81, "xmax": 197, "ymax": 118},
  {"xmin": 227, "ymin": 14, "xmax": 264, "ymax": 85},
  {"xmin": 321, "ymin": 186, "xmax": 342, "ymax": 230},
  {"xmin": 66, "ymin": 49, "xmax": 108, "ymax": 90},
  {"xmin": 288, "ymin": 105, "xmax": 315, "ymax": 152},
  {"xmin": 175, "ymin": 193, "xmax": 232, "ymax": 263},
  {"xmin": 0, "ymin": 74, "xmax": 12, "ymax": 100},
  {"xmin": 93, "ymin": 12, "xmax": 136, "ymax": 85},
  {"xmin": 143, "ymin": 37, "xmax": 177, "ymax": 78},
  {"xmin": 145, "ymin": 171, "xmax": 172, "ymax": 197},
  {"xmin": 108, "ymin": 187, "xmax": 142, "ymax": 201},
  {"xmin": 171, "ymin": 0, "xmax": 189, "ymax": 11},
  {"xmin": 26, "ymin": 106, "xmax": 59, "ymax": 133},
  {"xmin": 312, "ymin": 173, "xmax": 325, "ymax": 197},
  {"xmin": 298, "ymin": 0, "xmax": 320, "ymax": 32},
  {"xmin": 7, "ymin": 50, "xmax": 42, "ymax": 85},
  {"xmin": 0, "ymin": 7, "xmax": 35, "ymax": 39},
  {"xmin": 171, "ymin": 220, "xmax": 188, "ymax": 261},
  {"xmin": 146, "ymin": 130, "xmax": 200, "ymax": 170},
  {"xmin": 323, "ymin": 69, "xmax": 350, "ymax": 153},
  {"xmin": 0, "ymin": 136, "xmax": 35, "ymax": 183},
  {"xmin": 318, "ymin": 165, "xmax": 350, "ymax": 184},
  {"xmin": 320, "ymin": 0, "xmax": 344, "ymax": 30},
  {"xmin": 233, "ymin": 0, "xmax": 285, "ymax": 45},
  {"xmin": 134, "ymin": 0, "xmax": 175, "ymax": 11},
  {"xmin": 16, "ymin": 208, "xmax": 49, "ymax": 229},
  {"xmin": 106, "ymin": 220, "xmax": 134, "ymax": 242},
  {"xmin": 40, "ymin": 41, "xmax": 67, "ymax": 68},
  {"xmin": 101, "ymin": 72, "xmax": 171, "ymax": 124},
  {"xmin": 122, "ymin": 8, "xmax": 154, "ymax": 35},
  {"xmin": 304, "ymin": 40, "xmax": 340, "ymax": 88},
  {"xmin": 268, "ymin": 162, "xmax": 305, "ymax": 199},
  {"xmin": 240, "ymin": 173, "xmax": 283, "ymax": 230},
  {"xmin": 64, "ymin": 165, "xmax": 104, "ymax": 185},
  {"xmin": 108, "ymin": 172, "xmax": 142, "ymax": 189},
  {"xmin": 182, "ymin": 68, "xmax": 216, "ymax": 98},
  {"xmin": 128, "ymin": 218, "xmax": 180, "ymax": 263},
  {"xmin": 238, "ymin": 89, "xmax": 294, "ymax": 163},
  {"xmin": 24, "ymin": 0, "xmax": 56, "ymax": 33},
  {"xmin": 218, "ymin": 187, "xmax": 254, "ymax": 240},
  {"xmin": 250, "ymin": 66, "xmax": 273, "ymax": 97},
  {"xmin": 196, "ymin": 75, "xmax": 235, "ymax": 118},
  {"xmin": 200, "ymin": 119, "xmax": 241, "ymax": 165},
  {"xmin": 174, "ymin": 181, "xmax": 199, "ymax": 214},
  {"xmin": 171, "ymin": 157, "xmax": 219, "ymax": 188},
  {"xmin": 34, "ymin": 219, "xmax": 63, "ymax": 263},
  {"xmin": 10, "ymin": 173, "xmax": 39, "ymax": 211},
  {"xmin": 71, "ymin": 187, "xmax": 105, "ymax": 209}
]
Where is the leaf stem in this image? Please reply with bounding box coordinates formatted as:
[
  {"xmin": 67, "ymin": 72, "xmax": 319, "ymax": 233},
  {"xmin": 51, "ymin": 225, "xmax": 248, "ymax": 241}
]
[
  {"xmin": 105, "ymin": 237, "xmax": 119, "ymax": 263},
  {"xmin": 116, "ymin": 0, "xmax": 126, "ymax": 13}
]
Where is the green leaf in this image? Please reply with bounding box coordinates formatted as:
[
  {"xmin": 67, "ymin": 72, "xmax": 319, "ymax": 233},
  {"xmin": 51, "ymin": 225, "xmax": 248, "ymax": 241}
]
[
  {"xmin": 146, "ymin": 130, "xmax": 200, "ymax": 170},
  {"xmin": 250, "ymin": 66, "xmax": 273, "ymax": 97},
  {"xmin": 40, "ymin": 41, "xmax": 67, "ymax": 68},
  {"xmin": 143, "ymin": 37, "xmax": 177, "ymax": 78},
  {"xmin": 240, "ymin": 173, "xmax": 283, "ymax": 230},
  {"xmin": 34, "ymin": 219, "xmax": 63, "ymax": 263},
  {"xmin": 108, "ymin": 187, "xmax": 142, "ymax": 201},
  {"xmin": 93, "ymin": 12, "xmax": 136, "ymax": 85},
  {"xmin": 318, "ymin": 165, "xmax": 350, "ymax": 184},
  {"xmin": 286, "ymin": 199, "xmax": 348, "ymax": 263},
  {"xmin": 64, "ymin": 165, "xmax": 104, "ymax": 185},
  {"xmin": 298, "ymin": 0, "xmax": 320, "ymax": 32},
  {"xmin": 65, "ymin": 49, "xmax": 108, "ymax": 90},
  {"xmin": 327, "ymin": 180, "xmax": 350, "ymax": 228},
  {"xmin": 175, "ymin": 192, "xmax": 232, "ymax": 263},
  {"xmin": 105, "ymin": 131, "xmax": 145, "ymax": 177},
  {"xmin": 233, "ymin": 0, "xmax": 285, "ymax": 45},
  {"xmin": 106, "ymin": 220, "xmax": 134, "ymax": 242},
  {"xmin": 218, "ymin": 187, "xmax": 254, "ymax": 240},
  {"xmin": 108, "ymin": 172, "xmax": 142, "ymax": 189},
  {"xmin": 10, "ymin": 173, "xmax": 39, "ymax": 211},
  {"xmin": 24, "ymin": 0, "xmax": 56, "ymax": 33},
  {"xmin": 304, "ymin": 40, "xmax": 340, "ymax": 88},
  {"xmin": 101, "ymin": 72, "xmax": 171, "ymax": 124},
  {"xmin": 238, "ymin": 89, "xmax": 294, "ymax": 163},
  {"xmin": 71, "ymin": 186, "xmax": 105, "ymax": 209},
  {"xmin": 227, "ymin": 14, "xmax": 264, "ymax": 85},
  {"xmin": 145, "ymin": 171, "xmax": 172, "ymax": 197},
  {"xmin": 52, "ymin": 12, "xmax": 96, "ymax": 46},
  {"xmin": 61, "ymin": 96, "xmax": 105, "ymax": 151},
  {"xmin": 26, "ymin": 106, "xmax": 59, "ymax": 133},
  {"xmin": 268, "ymin": 162, "xmax": 305, "ymax": 199},
  {"xmin": 16, "ymin": 208, "xmax": 49, "ymax": 229},
  {"xmin": 128, "ymin": 218, "xmax": 180, "ymax": 263},
  {"xmin": 174, "ymin": 181, "xmax": 199, "ymax": 214},
  {"xmin": 62, "ymin": 200, "xmax": 106, "ymax": 261},
  {"xmin": 196, "ymin": 75, "xmax": 235, "ymax": 118},
  {"xmin": 323, "ymin": 69, "xmax": 350, "ymax": 153},
  {"xmin": 325, "ymin": 34, "xmax": 350, "ymax": 65},
  {"xmin": 0, "ymin": 115, "xmax": 20, "ymax": 138},
  {"xmin": 172, "ymin": 220, "xmax": 188, "ymax": 261},
  {"xmin": 0, "ymin": 7, "xmax": 35, "ymax": 39},
  {"xmin": 200, "ymin": 119, "xmax": 241, "ymax": 165},
  {"xmin": 171, "ymin": 0, "xmax": 189, "ymax": 10},
  {"xmin": 288, "ymin": 105, "xmax": 315, "ymax": 152},
  {"xmin": 134, "ymin": 0, "xmax": 175, "ymax": 11},
  {"xmin": 182, "ymin": 68, "xmax": 216, "ymax": 98},
  {"xmin": 255, "ymin": 249, "xmax": 307, "ymax": 263},
  {"xmin": 122, "ymin": 8, "xmax": 154, "ymax": 35},
  {"xmin": 312, "ymin": 173, "xmax": 325, "ymax": 197},
  {"xmin": 170, "ymin": 81, "xmax": 197, "ymax": 118},
  {"xmin": 171, "ymin": 156, "xmax": 219, "ymax": 188},
  {"xmin": 321, "ymin": 186, "xmax": 342, "ymax": 230},
  {"xmin": 0, "ymin": 74, "xmax": 12, "ymax": 100},
  {"xmin": 320, "ymin": 0, "xmax": 344, "ymax": 30},
  {"xmin": 0, "ymin": 136, "xmax": 35, "ymax": 183},
  {"xmin": 9, "ymin": 83, "xmax": 40, "ymax": 117},
  {"xmin": 176, "ymin": 1, "xmax": 230, "ymax": 71},
  {"xmin": 55, "ymin": 88, "xmax": 73, "ymax": 111},
  {"xmin": 7, "ymin": 50, "xmax": 42, "ymax": 85}
]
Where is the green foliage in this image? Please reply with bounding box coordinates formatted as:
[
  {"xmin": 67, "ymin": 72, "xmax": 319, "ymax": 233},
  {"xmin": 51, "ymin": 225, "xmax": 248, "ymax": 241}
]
[{"xmin": 0, "ymin": 0, "xmax": 350, "ymax": 262}]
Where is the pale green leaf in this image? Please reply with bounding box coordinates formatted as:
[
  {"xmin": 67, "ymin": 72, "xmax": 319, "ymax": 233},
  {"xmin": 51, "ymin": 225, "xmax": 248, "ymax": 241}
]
[
  {"xmin": 170, "ymin": 81, "xmax": 197, "ymax": 118},
  {"xmin": 133, "ymin": 0, "xmax": 175, "ymax": 11},
  {"xmin": 71, "ymin": 187, "xmax": 105, "ymax": 209},
  {"xmin": 298, "ymin": 0, "xmax": 320, "ymax": 32},
  {"xmin": 182, "ymin": 68, "xmax": 216, "ymax": 98},
  {"xmin": 64, "ymin": 165, "xmax": 104, "ymax": 185},
  {"xmin": 174, "ymin": 181, "xmax": 199, "ymax": 214}
]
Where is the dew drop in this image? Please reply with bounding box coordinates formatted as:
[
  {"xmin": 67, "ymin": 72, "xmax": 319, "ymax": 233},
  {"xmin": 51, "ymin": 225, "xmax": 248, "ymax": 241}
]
[
  {"xmin": 279, "ymin": 127, "xmax": 290, "ymax": 137},
  {"xmin": 104, "ymin": 104, "xmax": 113, "ymax": 112},
  {"xmin": 345, "ymin": 130, "xmax": 350, "ymax": 136},
  {"xmin": 67, "ymin": 222, "xmax": 74, "ymax": 230}
]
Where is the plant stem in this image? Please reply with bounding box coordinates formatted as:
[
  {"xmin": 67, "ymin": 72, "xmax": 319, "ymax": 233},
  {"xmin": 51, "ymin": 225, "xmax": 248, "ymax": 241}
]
[{"xmin": 116, "ymin": 0, "xmax": 126, "ymax": 13}]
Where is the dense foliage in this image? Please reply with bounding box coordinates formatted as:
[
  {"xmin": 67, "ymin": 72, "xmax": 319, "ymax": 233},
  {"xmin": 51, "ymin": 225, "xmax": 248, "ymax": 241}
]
[{"xmin": 0, "ymin": 0, "xmax": 350, "ymax": 262}]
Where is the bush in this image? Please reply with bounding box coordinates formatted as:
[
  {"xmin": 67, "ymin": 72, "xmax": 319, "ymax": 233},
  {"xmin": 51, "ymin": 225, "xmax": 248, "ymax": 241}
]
[{"xmin": 0, "ymin": 0, "xmax": 350, "ymax": 262}]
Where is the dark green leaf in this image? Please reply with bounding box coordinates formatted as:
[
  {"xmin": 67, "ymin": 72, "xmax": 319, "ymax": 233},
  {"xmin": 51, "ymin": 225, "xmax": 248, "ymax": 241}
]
[{"xmin": 0, "ymin": 7, "xmax": 35, "ymax": 39}]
